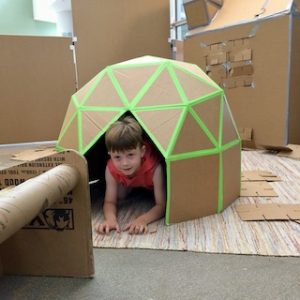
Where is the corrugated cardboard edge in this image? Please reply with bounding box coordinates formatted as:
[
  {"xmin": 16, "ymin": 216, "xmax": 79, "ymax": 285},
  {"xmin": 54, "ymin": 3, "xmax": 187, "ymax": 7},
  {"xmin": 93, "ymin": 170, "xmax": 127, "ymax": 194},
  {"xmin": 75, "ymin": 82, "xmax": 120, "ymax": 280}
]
[
  {"xmin": 236, "ymin": 203, "xmax": 300, "ymax": 221},
  {"xmin": 240, "ymin": 181, "xmax": 278, "ymax": 197}
]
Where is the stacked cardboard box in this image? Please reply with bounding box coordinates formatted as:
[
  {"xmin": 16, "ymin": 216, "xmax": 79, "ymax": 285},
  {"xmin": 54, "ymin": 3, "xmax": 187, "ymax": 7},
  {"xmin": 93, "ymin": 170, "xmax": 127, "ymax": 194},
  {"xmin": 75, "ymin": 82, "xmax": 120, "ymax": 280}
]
[{"xmin": 184, "ymin": 0, "xmax": 300, "ymax": 147}]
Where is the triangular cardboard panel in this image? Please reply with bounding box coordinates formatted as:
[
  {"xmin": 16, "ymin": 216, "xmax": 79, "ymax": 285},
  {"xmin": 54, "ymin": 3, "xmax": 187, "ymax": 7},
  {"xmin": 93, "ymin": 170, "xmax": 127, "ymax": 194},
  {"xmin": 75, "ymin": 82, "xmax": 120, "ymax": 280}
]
[
  {"xmin": 169, "ymin": 154, "xmax": 219, "ymax": 223},
  {"xmin": 172, "ymin": 112, "xmax": 215, "ymax": 155},
  {"xmin": 222, "ymin": 144, "xmax": 241, "ymax": 209},
  {"xmin": 222, "ymin": 101, "xmax": 239, "ymax": 145},
  {"xmin": 84, "ymin": 73, "xmax": 124, "ymax": 107},
  {"xmin": 173, "ymin": 60, "xmax": 218, "ymax": 85},
  {"xmin": 58, "ymin": 117, "xmax": 79, "ymax": 150},
  {"xmin": 173, "ymin": 67, "xmax": 218, "ymax": 101},
  {"xmin": 191, "ymin": 96, "xmax": 221, "ymax": 142},
  {"xmin": 137, "ymin": 68, "xmax": 183, "ymax": 107},
  {"xmin": 59, "ymin": 101, "xmax": 77, "ymax": 137},
  {"xmin": 135, "ymin": 109, "xmax": 183, "ymax": 153},
  {"xmin": 112, "ymin": 65, "xmax": 159, "ymax": 103},
  {"xmin": 74, "ymin": 73, "xmax": 103, "ymax": 104},
  {"xmin": 82, "ymin": 111, "xmax": 121, "ymax": 149}
]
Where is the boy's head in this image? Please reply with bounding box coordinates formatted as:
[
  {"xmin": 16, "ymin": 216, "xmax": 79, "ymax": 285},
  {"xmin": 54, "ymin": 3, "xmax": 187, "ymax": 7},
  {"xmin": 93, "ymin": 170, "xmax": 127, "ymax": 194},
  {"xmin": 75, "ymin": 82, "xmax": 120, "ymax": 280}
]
[{"xmin": 105, "ymin": 116, "xmax": 143, "ymax": 152}]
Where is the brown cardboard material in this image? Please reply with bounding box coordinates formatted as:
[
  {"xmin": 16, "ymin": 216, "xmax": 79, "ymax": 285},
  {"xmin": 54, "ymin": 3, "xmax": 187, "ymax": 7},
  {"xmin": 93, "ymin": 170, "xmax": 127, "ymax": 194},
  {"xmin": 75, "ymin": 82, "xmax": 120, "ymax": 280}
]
[
  {"xmin": 184, "ymin": 0, "xmax": 300, "ymax": 147},
  {"xmin": 277, "ymin": 144, "xmax": 300, "ymax": 160},
  {"xmin": 0, "ymin": 35, "xmax": 76, "ymax": 144},
  {"xmin": 71, "ymin": 0, "xmax": 171, "ymax": 88},
  {"xmin": 240, "ymin": 181, "xmax": 278, "ymax": 197},
  {"xmin": 0, "ymin": 147, "xmax": 94, "ymax": 278},
  {"xmin": 0, "ymin": 164, "xmax": 79, "ymax": 244},
  {"xmin": 241, "ymin": 170, "xmax": 281, "ymax": 182},
  {"xmin": 236, "ymin": 203, "xmax": 300, "ymax": 221},
  {"xmin": 183, "ymin": 0, "xmax": 221, "ymax": 29},
  {"xmin": 57, "ymin": 56, "xmax": 241, "ymax": 224}
]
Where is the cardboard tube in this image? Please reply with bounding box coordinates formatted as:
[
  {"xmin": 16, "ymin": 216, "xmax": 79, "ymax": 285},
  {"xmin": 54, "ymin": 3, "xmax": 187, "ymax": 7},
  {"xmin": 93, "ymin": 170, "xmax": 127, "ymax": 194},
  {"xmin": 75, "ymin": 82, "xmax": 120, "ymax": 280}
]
[{"xmin": 0, "ymin": 164, "xmax": 80, "ymax": 244}]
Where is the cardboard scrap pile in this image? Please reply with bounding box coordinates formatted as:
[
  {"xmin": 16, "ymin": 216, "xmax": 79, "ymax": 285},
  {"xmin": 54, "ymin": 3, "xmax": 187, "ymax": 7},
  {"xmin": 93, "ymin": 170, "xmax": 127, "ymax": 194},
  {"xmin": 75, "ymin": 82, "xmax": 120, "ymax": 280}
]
[
  {"xmin": 240, "ymin": 170, "xmax": 280, "ymax": 197},
  {"xmin": 238, "ymin": 169, "xmax": 300, "ymax": 225}
]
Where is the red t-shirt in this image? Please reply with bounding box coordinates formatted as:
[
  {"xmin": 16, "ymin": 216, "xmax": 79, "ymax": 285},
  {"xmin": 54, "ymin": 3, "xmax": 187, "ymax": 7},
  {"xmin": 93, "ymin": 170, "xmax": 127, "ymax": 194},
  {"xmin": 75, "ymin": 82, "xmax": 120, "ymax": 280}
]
[{"xmin": 107, "ymin": 141, "xmax": 161, "ymax": 190}]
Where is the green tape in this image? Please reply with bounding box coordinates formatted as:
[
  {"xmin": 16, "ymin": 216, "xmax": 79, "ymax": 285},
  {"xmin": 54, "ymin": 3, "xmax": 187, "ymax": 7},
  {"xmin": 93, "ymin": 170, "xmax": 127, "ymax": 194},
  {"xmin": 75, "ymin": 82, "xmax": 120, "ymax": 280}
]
[
  {"xmin": 166, "ymin": 108, "xmax": 187, "ymax": 157},
  {"xmin": 168, "ymin": 64, "xmax": 188, "ymax": 104},
  {"xmin": 217, "ymin": 152, "xmax": 224, "ymax": 213},
  {"xmin": 107, "ymin": 67, "xmax": 129, "ymax": 107},
  {"xmin": 132, "ymin": 111, "xmax": 167, "ymax": 157},
  {"xmin": 165, "ymin": 160, "xmax": 171, "ymax": 225},
  {"xmin": 218, "ymin": 95, "xmax": 225, "ymax": 147},
  {"xmin": 81, "ymin": 70, "xmax": 106, "ymax": 106},
  {"xmin": 130, "ymin": 62, "xmax": 167, "ymax": 108},
  {"xmin": 77, "ymin": 110, "xmax": 83, "ymax": 153},
  {"xmin": 189, "ymin": 106, "xmax": 218, "ymax": 148}
]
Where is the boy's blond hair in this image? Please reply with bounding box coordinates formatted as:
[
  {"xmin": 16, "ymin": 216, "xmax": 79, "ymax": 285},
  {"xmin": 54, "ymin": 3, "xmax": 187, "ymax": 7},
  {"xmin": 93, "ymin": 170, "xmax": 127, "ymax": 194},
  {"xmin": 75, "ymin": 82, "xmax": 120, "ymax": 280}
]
[{"xmin": 105, "ymin": 116, "xmax": 143, "ymax": 152}]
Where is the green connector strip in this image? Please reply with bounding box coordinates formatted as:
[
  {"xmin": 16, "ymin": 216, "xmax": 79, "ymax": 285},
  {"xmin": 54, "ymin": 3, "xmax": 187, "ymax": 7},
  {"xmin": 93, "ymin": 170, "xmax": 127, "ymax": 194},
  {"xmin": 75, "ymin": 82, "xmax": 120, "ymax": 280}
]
[
  {"xmin": 166, "ymin": 108, "xmax": 188, "ymax": 157},
  {"xmin": 217, "ymin": 152, "xmax": 224, "ymax": 213},
  {"xmin": 129, "ymin": 62, "xmax": 167, "ymax": 108},
  {"xmin": 167, "ymin": 64, "xmax": 189, "ymax": 104},
  {"xmin": 218, "ymin": 95, "xmax": 225, "ymax": 147},
  {"xmin": 82, "ymin": 110, "xmax": 126, "ymax": 154},
  {"xmin": 77, "ymin": 110, "xmax": 83, "ymax": 153},
  {"xmin": 112, "ymin": 61, "xmax": 162, "ymax": 69},
  {"xmin": 81, "ymin": 70, "xmax": 106, "ymax": 106},
  {"xmin": 107, "ymin": 67, "xmax": 130, "ymax": 107},
  {"xmin": 165, "ymin": 160, "xmax": 171, "ymax": 225},
  {"xmin": 189, "ymin": 106, "xmax": 218, "ymax": 148},
  {"xmin": 173, "ymin": 63, "xmax": 222, "ymax": 91},
  {"xmin": 131, "ymin": 111, "xmax": 167, "ymax": 157}
]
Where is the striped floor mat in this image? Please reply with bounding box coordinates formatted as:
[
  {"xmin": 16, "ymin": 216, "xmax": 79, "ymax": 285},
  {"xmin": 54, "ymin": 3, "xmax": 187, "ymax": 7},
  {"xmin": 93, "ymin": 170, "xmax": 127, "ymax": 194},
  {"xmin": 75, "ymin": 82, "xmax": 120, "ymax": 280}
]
[{"xmin": 92, "ymin": 150, "xmax": 300, "ymax": 256}]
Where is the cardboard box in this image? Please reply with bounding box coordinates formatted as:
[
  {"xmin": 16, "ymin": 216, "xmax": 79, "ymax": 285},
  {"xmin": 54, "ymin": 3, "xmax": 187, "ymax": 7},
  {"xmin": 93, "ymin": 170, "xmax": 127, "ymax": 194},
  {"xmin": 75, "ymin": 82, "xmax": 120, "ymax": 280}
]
[
  {"xmin": 184, "ymin": 0, "xmax": 300, "ymax": 147},
  {"xmin": 0, "ymin": 35, "xmax": 76, "ymax": 144},
  {"xmin": 56, "ymin": 56, "xmax": 241, "ymax": 224},
  {"xmin": 0, "ymin": 146, "xmax": 94, "ymax": 277},
  {"xmin": 183, "ymin": 0, "xmax": 222, "ymax": 29}
]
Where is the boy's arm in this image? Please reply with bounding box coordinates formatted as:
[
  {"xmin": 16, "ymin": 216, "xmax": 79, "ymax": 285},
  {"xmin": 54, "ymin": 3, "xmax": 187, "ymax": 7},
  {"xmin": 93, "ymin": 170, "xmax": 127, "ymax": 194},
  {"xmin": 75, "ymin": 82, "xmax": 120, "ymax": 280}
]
[
  {"xmin": 97, "ymin": 166, "xmax": 120, "ymax": 233},
  {"xmin": 124, "ymin": 164, "xmax": 166, "ymax": 233}
]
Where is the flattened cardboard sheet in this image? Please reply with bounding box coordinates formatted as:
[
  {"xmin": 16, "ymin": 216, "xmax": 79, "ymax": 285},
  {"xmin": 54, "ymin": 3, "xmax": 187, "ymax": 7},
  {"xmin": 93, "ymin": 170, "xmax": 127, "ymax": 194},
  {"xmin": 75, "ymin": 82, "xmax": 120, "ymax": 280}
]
[
  {"xmin": 240, "ymin": 181, "xmax": 278, "ymax": 197},
  {"xmin": 236, "ymin": 203, "xmax": 300, "ymax": 221},
  {"xmin": 278, "ymin": 144, "xmax": 300, "ymax": 160},
  {"xmin": 11, "ymin": 148, "xmax": 57, "ymax": 161},
  {"xmin": 241, "ymin": 170, "xmax": 281, "ymax": 182}
]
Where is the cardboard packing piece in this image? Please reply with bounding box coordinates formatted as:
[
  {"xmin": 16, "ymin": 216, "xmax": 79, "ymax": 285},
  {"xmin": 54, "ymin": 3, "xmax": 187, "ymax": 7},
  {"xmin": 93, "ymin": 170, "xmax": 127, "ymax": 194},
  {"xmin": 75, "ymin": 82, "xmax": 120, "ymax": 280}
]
[
  {"xmin": 184, "ymin": 0, "xmax": 300, "ymax": 147},
  {"xmin": 0, "ymin": 35, "xmax": 75, "ymax": 144},
  {"xmin": 56, "ymin": 56, "xmax": 241, "ymax": 224},
  {"xmin": 240, "ymin": 181, "xmax": 278, "ymax": 197},
  {"xmin": 277, "ymin": 144, "xmax": 300, "ymax": 160},
  {"xmin": 0, "ymin": 164, "xmax": 79, "ymax": 244},
  {"xmin": 0, "ymin": 148, "xmax": 94, "ymax": 278},
  {"xmin": 241, "ymin": 170, "xmax": 281, "ymax": 182},
  {"xmin": 236, "ymin": 203, "xmax": 300, "ymax": 221},
  {"xmin": 183, "ymin": 0, "xmax": 222, "ymax": 29}
]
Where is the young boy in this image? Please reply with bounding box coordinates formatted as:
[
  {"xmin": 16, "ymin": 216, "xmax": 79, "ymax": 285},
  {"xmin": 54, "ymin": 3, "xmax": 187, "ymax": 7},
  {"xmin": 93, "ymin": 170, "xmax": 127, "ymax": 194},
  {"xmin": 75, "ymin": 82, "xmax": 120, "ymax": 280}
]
[{"xmin": 96, "ymin": 116, "xmax": 166, "ymax": 235}]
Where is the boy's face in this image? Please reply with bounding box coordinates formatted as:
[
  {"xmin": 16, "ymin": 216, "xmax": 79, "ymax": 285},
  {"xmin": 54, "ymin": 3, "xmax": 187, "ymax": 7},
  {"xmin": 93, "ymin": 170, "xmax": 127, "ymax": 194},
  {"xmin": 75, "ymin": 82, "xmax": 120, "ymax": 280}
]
[{"xmin": 109, "ymin": 145, "xmax": 146, "ymax": 177}]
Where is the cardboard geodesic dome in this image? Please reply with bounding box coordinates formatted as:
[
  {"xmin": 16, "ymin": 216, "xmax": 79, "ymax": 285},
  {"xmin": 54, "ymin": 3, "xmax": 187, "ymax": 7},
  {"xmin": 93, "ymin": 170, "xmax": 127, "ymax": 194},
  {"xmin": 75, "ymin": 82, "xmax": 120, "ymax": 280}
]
[{"xmin": 57, "ymin": 56, "xmax": 241, "ymax": 224}]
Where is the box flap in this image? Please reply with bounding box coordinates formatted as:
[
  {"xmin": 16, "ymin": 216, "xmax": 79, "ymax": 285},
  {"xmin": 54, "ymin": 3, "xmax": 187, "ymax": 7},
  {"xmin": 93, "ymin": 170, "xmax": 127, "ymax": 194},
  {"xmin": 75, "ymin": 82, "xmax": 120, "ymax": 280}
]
[
  {"xmin": 186, "ymin": 0, "xmax": 293, "ymax": 37},
  {"xmin": 240, "ymin": 181, "xmax": 278, "ymax": 197}
]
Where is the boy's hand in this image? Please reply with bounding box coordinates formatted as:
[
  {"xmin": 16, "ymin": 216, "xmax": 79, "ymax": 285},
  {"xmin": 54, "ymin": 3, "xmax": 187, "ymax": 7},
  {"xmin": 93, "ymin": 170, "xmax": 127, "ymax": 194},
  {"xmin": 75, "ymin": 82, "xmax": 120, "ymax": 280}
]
[
  {"xmin": 123, "ymin": 218, "xmax": 148, "ymax": 234},
  {"xmin": 96, "ymin": 219, "xmax": 120, "ymax": 234}
]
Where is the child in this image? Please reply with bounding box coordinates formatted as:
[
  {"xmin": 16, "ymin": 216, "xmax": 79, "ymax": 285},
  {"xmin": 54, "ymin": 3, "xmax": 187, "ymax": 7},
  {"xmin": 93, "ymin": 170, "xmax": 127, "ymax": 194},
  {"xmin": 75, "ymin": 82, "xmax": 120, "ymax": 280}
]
[{"xmin": 96, "ymin": 116, "xmax": 166, "ymax": 235}]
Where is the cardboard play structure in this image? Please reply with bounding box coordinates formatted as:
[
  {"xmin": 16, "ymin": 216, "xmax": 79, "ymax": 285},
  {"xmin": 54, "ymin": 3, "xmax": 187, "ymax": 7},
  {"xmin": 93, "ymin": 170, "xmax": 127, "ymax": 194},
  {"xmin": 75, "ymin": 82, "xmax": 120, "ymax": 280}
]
[
  {"xmin": 57, "ymin": 56, "xmax": 241, "ymax": 224},
  {"xmin": 183, "ymin": 0, "xmax": 300, "ymax": 147},
  {"xmin": 0, "ymin": 147, "xmax": 94, "ymax": 277}
]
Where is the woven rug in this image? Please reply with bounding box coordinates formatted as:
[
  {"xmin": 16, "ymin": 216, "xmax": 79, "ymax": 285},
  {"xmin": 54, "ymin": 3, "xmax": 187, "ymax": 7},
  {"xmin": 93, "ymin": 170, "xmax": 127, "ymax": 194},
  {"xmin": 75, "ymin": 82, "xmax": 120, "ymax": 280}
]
[{"xmin": 92, "ymin": 150, "xmax": 300, "ymax": 256}]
